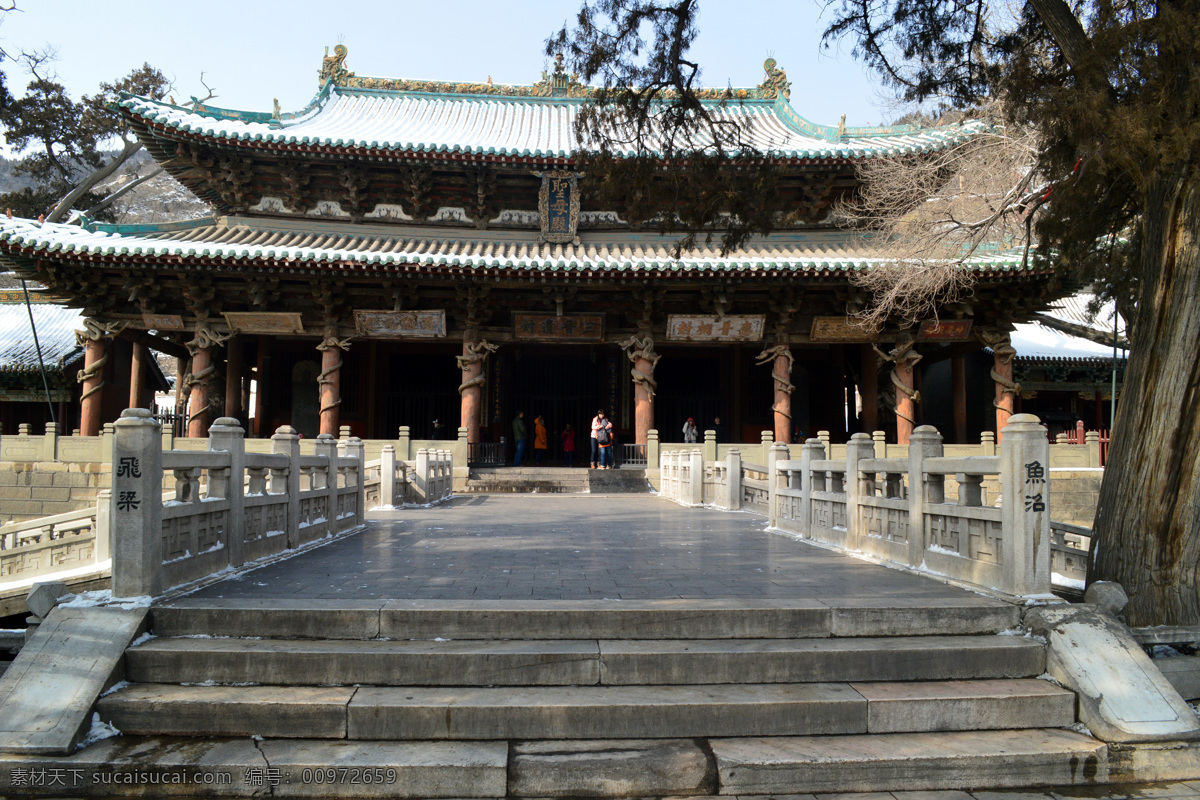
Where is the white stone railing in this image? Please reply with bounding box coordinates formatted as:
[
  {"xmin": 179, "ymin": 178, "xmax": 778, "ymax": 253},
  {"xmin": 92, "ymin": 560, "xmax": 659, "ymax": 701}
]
[
  {"xmin": 364, "ymin": 446, "xmax": 454, "ymax": 508},
  {"xmin": 110, "ymin": 409, "xmax": 365, "ymax": 598},
  {"xmin": 0, "ymin": 501, "xmax": 108, "ymax": 585},
  {"xmin": 659, "ymin": 414, "xmax": 1052, "ymax": 598}
]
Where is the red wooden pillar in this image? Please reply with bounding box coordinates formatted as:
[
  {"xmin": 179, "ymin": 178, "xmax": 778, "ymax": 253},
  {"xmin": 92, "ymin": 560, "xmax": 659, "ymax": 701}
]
[
  {"xmin": 79, "ymin": 334, "xmax": 106, "ymax": 437},
  {"xmin": 622, "ymin": 335, "xmax": 660, "ymax": 445},
  {"xmin": 317, "ymin": 334, "xmax": 350, "ymax": 437},
  {"xmin": 129, "ymin": 341, "xmax": 149, "ymax": 411},
  {"xmin": 952, "ymin": 354, "xmax": 968, "ymax": 443},
  {"xmin": 225, "ymin": 336, "xmax": 243, "ymax": 425},
  {"xmin": 187, "ymin": 344, "xmax": 211, "ymax": 438},
  {"xmin": 860, "ymin": 344, "xmax": 878, "ymax": 433},
  {"xmin": 890, "ymin": 341, "xmax": 922, "ymax": 445},
  {"xmin": 773, "ymin": 349, "xmax": 793, "ymax": 444},
  {"xmin": 459, "ymin": 337, "xmax": 497, "ymax": 443},
  {"xmin": 990, "ymin": 334, "xmax": 1018, "ymax": 439}
]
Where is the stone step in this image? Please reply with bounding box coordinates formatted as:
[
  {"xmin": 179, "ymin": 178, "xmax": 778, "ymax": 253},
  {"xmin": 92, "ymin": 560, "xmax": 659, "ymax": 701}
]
[
  {"xmin": 0, "ymin": 735, "xmax": 509, "ymax": 798},
  {"xmin": 709, "ymin": 728, "xmax": 1108, "ymax": 794},
  {"xmin": 149, "ymin": 598, "xmax": 1021, "ymax": 640},
  {"xmin": 97, "ymin": 680, "xmax": 1074, "ymax": 741},
  {"xmin": 124, "ymin": 635, "xmax": 1046, "ymax": 686}
]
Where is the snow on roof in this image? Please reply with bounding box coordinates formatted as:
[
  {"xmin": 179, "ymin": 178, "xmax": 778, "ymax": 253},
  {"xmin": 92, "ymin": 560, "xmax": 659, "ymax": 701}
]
[
  {"xmin": 1011, "ymin": 320, "xmax": 1126, "ymax": 363},
  {"xmin": 0, "ymin": 299, "xmax": 84, "ymax": 374},
  {"xmin": 1041, "ymin": 292, "xmax": 1126, "ymax": 338}
]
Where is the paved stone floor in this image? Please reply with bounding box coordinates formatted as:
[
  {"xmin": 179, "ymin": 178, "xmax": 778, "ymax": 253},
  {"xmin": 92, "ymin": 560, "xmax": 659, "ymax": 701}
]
[
  {"xmin": 803, "ymin": 786, "xmax": 1200, "ymax": 800},
  {"xmin": 188, "ymin": 494, "xmax": 1001, "ymax": 603}
]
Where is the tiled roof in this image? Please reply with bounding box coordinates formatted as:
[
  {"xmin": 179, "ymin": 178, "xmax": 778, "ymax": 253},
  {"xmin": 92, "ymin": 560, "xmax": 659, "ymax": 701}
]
[
  {"xmin": 0, "ymin": 299, "xmax": 83, "ymax": 375},
  {"xmin": 1010, "ymin": 321, "xmax": 1127, "ymax": 363},
  {"xmin": 1040, "ymin": 292, "xmax": 1126, "ymax": 339},
  {"xmin": 119, "ymin": 87, "xmax": 984, "ymax": 161},
  {"xmin": 0, "ymin": 216, "xmax": 1036, "ymax": 277}
]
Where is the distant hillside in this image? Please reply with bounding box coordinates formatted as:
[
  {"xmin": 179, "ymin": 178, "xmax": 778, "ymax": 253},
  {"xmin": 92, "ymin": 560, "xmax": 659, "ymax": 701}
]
[{"xmin": 0, "ymin": 150, "xmax": 211, "ymax": 224}]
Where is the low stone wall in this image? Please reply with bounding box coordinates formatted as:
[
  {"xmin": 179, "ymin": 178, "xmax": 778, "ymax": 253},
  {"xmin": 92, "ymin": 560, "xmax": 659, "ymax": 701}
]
[
  {"xmin": 0, "ymin": 462, "xmax": 110, "ymax": 525},
  {"xmin": 1050, "ymin": 469, "xmax": 1103, "ymax": 527}
]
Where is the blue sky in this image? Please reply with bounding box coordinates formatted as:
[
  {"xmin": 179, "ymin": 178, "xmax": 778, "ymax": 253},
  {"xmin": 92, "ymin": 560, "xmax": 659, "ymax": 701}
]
[{"xmin": 0, "ymin": 0, "xmax": 899, "ymax": 129}]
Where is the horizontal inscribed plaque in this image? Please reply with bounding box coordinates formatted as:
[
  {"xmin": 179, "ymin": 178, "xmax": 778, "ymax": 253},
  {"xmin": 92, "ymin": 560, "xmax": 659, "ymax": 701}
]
[
  {"xmin": 142, "ymin": 314, "xmax": 184, "ymax": 331},
  {"xmin": 513, "ymin": 313, "xmax": 604, "ymax": 341},
  {"xmin": 810, "ymin": 316, "xmax": 875, "ymax": 342},
  {"xmin": 354, "ymin": 310, "xmax": 447, "ymax": 338},
  {"xmin": 917, "ymin": 319, "xmax": 974, "ymax": 341},
  {"xmin": 666, "ymin": 315, "xmax": 765, "ymax": 342},
  {"xmin": 223, "ymin": 312, "xmax": 305, "ymax": 334}
]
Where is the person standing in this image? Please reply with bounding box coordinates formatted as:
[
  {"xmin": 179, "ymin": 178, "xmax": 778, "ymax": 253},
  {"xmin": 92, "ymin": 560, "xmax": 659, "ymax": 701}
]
[
  {"xmin": 561, "ymin": 424, "xmax": 577, "ymax": 468},
  {"xmin": 533, "ymin": 414, "xmax": 548, "ymax": 465},
  {"xmin": 590, "ymin": 409, "xmax": 613, "ymax": 469},
  {"xmin": 512, "ymin": 410, "xmax": 528, "ymax": 466},
  {"xmin": 682, "ymin": 417, "xmax": 698, "ymax": 443},
  {"xmin": 712, "ymin": 416, "xmax": 725, "ymax": 444}
]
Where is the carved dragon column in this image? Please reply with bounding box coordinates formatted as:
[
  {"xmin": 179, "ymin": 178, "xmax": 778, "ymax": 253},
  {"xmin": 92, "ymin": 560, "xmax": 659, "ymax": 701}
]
[
  {"xmin": 184, "ymin": 324, "xmax": 229, "ymax": 438},
  {"xmin": 756, "ymin": 344, "xmax": 795, "ymax": 444},
  {"xmin": 76, "ymin": 319, "xmax": 119, "ymax": 437},
  {"xmin": 317, "ymin": 332, "xmax": 352, "ymax": 437},
  {"xmin": 981, "ymin": 332, "xmax": 1020, "ymax": 440},
  {"xmin": 458, "ymin": 335, "xmax": 499, "ymax": 444},
  {"xmin": 620, "ymin": 334, "xmax": 660, "ymax": 446},
  {"xmin": 877, "ymin": 339, "xmax": 922, "ymax": 445}
]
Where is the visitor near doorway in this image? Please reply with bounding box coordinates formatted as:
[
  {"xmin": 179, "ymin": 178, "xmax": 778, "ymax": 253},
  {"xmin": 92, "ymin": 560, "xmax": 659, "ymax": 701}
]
[
  {"xmin": 712, "ymin": 417, "xmax": 725, "ymax": 443},
  {"xmin": 682, "ymin": 417, "xmax": 698, "ymax": 443},
  {"xmin": 512, "ymin": 411, "xmax": 528, "ymax": 466},
  {"xmin": 591, "ymin": 410, "xmax": 613, "ymax": 469},
  {"xmin": 561, "ymin": 424, "xmax": 576, "ymax": 468},
  {"xmin": 533, "ymin": 415, "xmax": 548, "ymax": 465}
]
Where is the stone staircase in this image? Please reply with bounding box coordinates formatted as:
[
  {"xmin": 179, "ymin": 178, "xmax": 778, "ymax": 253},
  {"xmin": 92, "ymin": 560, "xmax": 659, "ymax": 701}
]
[
  {"xmin": 87, "ymin": 598, "xmax": 1110, "ymax": 798},
  {"xmin": 462, "ymin": 466, "xmax": 650, "ymax": 494}
]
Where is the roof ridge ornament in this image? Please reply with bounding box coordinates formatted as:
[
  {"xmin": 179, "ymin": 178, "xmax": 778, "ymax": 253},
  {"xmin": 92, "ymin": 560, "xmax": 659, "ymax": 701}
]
[
  {"xmin": 758, "ymin": 58, "xmax": 791, "ymax": 101},
  {"xmin": 320, "ymin": 44, "xmax": 354, "ymax": 85}
]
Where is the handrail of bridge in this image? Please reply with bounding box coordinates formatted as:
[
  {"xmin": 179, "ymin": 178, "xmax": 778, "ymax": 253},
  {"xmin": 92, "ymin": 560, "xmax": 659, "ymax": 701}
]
[
  {"xmin": 0, "ymin": 503, "xmax": 107, "ymax": 587},
  {"xmin": 109, "ymin": 409, "xmax": 367, "ymax": 599},
  {"xmin": 363, "ymin": 445, "xmax": 453, "ymax": 508},
  {"xmin": 658, "ymin": 414, "xmax": 1053, "ymax": 599}
]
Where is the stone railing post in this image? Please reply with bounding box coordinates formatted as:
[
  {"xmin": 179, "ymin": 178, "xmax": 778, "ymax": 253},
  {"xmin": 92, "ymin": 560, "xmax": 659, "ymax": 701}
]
[
  {"xmin": 111, "ymin": 408, "xmax": 163, "ymax": 598},
  {"xmin": 981, "ymin": 430, "xmax": 996, "ymax": 456},
  {"xmin": 95, "ymin": 488, "xmax": 111, "ymax": 564},
  {"xmin": 647, "ymin": 429, "xmax": 660, "ymax": 469},
  {"xmin": 689, "ymin": 449, "xmax": 704, "ymax": 506},
  {"xmin": 415, "ymin": 448, "xmax": 430, "ymax": 502},
  {"xmin": 345, "ymin": 437, "xmax": 366, "ymax": 522},
  {"xmin": 339, "ymin": 425, "xmax": 351, "ymax": 441},
  {"xmin": 767, "ymin": 442, "xmax": 788, "ymax": 527},
  {"xmin": 271, "ymin": 426, "xmax": 301, "ymax": 548},
  {"xmin": 455, "ymin": 427, "xmax": 469, "ymax": 471},
  {"xmin": 315, "ymin": 434, "xmax": 338, "ymax": 531},
  {"xmin": 1000, "ymin": 413, "xmax": 1051, "ymax": 596},
  {"xmin": 800, "ymin": 438, "xmax": 825, "ymax": 539},
  {"xmin": 161, "ymin": 426, "xmax": 175, "ymax": 452},
  {"xmin": 42, "ymin": 422, "xmax": 59, "ymax": 461},
  {"xmin": 760, "ymin": 431, "xmax": 773, "ymax": 467},
  {"xmin": 872, "ymin": 430, "xmax": 887, "ymax": 459},
  {"xmin": 101, "ymin": 422, "xmax": 115, "ymax": 464},
  {"xmin": 208, "ymin": 417, "xmax": 246, "ymax": 568},
  {"xmin": 1085, "ymin": 431, "xmax": 1101, "ymax": 468},
  {"xmin": 380, "ymin": 445, "xmax": 397, "ymax": 508},
  {"xmin": 907, "ymin": 425, "xmax": 943, "ymax": 568},
  {"xmin": 398, "ymin": 426, "xmax": 412, "ymax": 461},
  {"xmin": 725, "ymin": 448, "xmax": 742, "ymax": 511},
  {"xmin": 845, "ymin": 432, "xmax": 875, "ymax": 551},
  {"xmin": 703, "ymin": 429, "xmax": 717, "ymax": 462}
]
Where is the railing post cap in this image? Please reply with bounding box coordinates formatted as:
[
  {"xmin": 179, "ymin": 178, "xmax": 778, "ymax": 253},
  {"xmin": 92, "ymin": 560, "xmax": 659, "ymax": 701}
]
[
  {"xmin": 771, "ymin": 442, "xmax": 789, "ymax": 452},
  {"xmin": 209, "ymin": 417, "xmax": 243, "ymax": 430},
  {"xmin": 1003, "ymin": 413, "xmax": 1045, "ymax": 433},
  {"xmin": 382, "ymin": 444, "xmax": 395, "ymax": 452},
  {"xmin": 1008, "ymin": 413, "xmax": 1041, "ymax": 424},
  {"xmin": 115, "ymin": 408, "xmax": 160, "ymax": 429},
  {"xmin": 849, "ymin": 432, "xmax": 873, "ymax": 442},
  {"xmin": 274, "ymin": 425, "xmax": 299, "ymax": 437},
  {"xmin": 316, "ymin": 433, "xmax": 336, "ymax": 442},
  {"xmin": 728, "ymin": 447, "xmax": 740, "ymax": 455}
]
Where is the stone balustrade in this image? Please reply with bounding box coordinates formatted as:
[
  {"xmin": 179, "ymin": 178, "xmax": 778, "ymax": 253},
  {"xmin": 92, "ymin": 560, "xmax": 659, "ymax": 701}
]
[
  {"xmin": 364, "ymin": 446, "xmax": 454, "ymax": 508},
  {"xmin": 659, "ymin": 414, "xmax": 1053, "ymax": 598},
  {"xmin": 0, "ymin": 501, "xmax": 108, "ymax": 586},
  {"xmin": 110, "ymin": 409, "xmax": 366, "ymax": 598}
]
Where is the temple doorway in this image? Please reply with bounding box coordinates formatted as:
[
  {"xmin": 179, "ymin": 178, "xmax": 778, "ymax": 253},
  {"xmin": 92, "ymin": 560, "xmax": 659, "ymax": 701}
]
[{"xmin": 510, "ymin": 349, "xmax": 608, "ymax": 461}]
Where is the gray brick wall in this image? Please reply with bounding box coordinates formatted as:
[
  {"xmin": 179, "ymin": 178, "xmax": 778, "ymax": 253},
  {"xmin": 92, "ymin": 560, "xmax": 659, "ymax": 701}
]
[{"xmin": 0, "ymin": 461, "xmax": 110, "ymax": 524}]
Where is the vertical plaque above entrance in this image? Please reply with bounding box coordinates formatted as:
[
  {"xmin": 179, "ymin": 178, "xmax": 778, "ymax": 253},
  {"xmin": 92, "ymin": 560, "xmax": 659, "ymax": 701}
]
[{"xmin": 536, "ymin": 171, "xmax": 580, "ymax": 244}]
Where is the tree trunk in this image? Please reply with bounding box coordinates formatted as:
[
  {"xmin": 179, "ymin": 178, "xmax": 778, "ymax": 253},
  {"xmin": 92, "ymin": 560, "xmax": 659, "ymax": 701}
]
[{"xmin": 1093, "ymin": 166, "xmax": 1200, "ymax": 626}]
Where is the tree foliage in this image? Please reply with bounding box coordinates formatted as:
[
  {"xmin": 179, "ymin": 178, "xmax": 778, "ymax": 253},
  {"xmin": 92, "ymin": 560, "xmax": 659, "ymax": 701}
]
[
  {"xmin": 0, "ymin": 55, "xmax": 171, "ymax": 222},
  {"xmin": 548, "ymin": 1, "xmax": 791, "ymax": 252}
]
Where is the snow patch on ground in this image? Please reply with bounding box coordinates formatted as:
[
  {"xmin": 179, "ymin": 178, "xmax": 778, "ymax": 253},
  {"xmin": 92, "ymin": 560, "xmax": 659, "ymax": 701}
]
[{"xmin": 77, "ymin": 713, "xmax": 120, "ymax": 749}]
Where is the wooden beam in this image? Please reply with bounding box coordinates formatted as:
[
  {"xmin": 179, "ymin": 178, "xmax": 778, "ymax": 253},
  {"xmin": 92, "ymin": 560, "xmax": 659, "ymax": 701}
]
[{"xmin": 118, "ymin": 328, "xmax": 189, "ymax": 360}]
